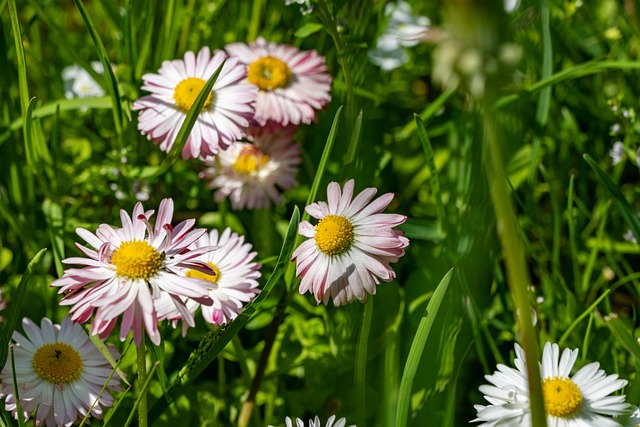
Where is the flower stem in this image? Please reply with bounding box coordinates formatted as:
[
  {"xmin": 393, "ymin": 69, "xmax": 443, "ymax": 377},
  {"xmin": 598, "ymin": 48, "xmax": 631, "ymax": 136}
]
[
  {"xmin": 483, "ymin": 115, "xmax": 547, "ymax": 427},
  {"xmin": 355, "ymin": 298, "xmax": 373, "ymax": 427},
  {"xmin": 137, "ymin": 335, "xmax": 148, "ymax": 427}
]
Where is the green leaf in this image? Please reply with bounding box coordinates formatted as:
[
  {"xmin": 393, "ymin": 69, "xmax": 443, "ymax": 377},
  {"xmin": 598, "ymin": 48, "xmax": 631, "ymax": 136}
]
[
  {"xmin": 605, "ymin": 315, "xmax": 640, "ymax": 363},
  {"xmin": 396, "ymin": 268, "xmax": 453, "ymax": 427},
  {"xmin": 294, "ymin": 22, "xmax": 324, "ymax": 38},
  {"xmin": 415, "ymin": 114, "xmax": 446, "ymax": 233},
  {"xmin": 0, "ymin": 248, "xmax": 47, "ymax": 368},
  {"xmin": 583, "ymin": 154, "xmax": 640, "ymax": 242},
  {"xmin": 42, "ymin": 200, "xmax": 65, "ymax": 277}
]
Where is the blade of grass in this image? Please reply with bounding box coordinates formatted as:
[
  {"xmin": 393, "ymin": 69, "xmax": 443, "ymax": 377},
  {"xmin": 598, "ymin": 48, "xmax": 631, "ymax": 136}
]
[
  {"xmin": 583, "ymin": 154, "xmax": 640, "ymax": 241},
  {"xmin": 605, "ymin": 314, "xmax": 640, "ymax": 363},
  {"xmin": 138, "ymin": 61, "xmax": 226, "ymax": 180},
  {"xmin": 343, "ymin": 109, "xmax": 363, "ymax": 168},
  {"xmin": 395, "ymin": 268, "xmax": 453, "ymax": 427},
  {"xmin": 415, "ymin": 114, "xmax": 446, "ymax": 234},
  {"xmin": 0, "ymin": 248, "xmax": 47, "ymax": 368},
  {"xmin": 42, "ymin": 200, "xmax": 65, "ymax": 277},
  {"xmin": 355, "ymin": 299, "xmax": 373, "ymax": 427},
  {"xmin": 398, "ymin": 86, "xmax": 455, "ymax": 140},
  {"xmin": 9, "ymin": 346, "xmax": 25, "ymax": 427},
  {"xmin": 7, "ymin": 0, "xmax": 28, "ymax": 119},
  {"xmin": 558, "ymin": 289, "xmax": 611, "ymax": 346},
  {"xmin": 71, "ymin": 0, "xmax": 124, "ymax": 139},
  {"xmin": 147, "ymin": 206, "xmax": 300, "ymax": 424}
]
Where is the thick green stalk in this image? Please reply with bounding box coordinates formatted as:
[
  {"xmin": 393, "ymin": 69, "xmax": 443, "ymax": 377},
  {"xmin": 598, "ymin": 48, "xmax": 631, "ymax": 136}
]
[
  {"xmin": 137, "ymin": 336, "xmax": 148, "ymax": 427},
  {"xmin": 483, "ymin": 116, "xmax": 547, "ymax": 427}
]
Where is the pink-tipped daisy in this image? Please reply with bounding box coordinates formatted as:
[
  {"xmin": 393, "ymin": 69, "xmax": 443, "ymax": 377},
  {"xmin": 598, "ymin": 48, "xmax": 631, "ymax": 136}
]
[
  {"xmin": 0, "ymin": 317, "xmax": 122, "ymax": 427},
  {"xmin": 225, "ymin": 37, "xmax": 332, "ymax": 126},
  {"xmin": 133, "ymin": 47, "xmax": 257, "ymax": 160},
  {"xmin": 200, "ymin": 121, "xmax": 301, "ymax": 210},
  {"xmin": 291, "ymin": 179, "xmax": 409, "ymax": 306},
  {"xmin": 473, "ymin": 342, "xmax": 629, "ymax": 426},
  {"xmin": 155, "ymin": 227, "xmax": 261, "ymax": 333},
  {"xmin": 51, "ymin": 199, "xmax": 216, "ymax": 346}
]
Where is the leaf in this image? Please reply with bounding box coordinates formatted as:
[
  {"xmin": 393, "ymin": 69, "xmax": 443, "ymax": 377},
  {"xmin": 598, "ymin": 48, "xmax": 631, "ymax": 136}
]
[
  {"xmin": 415, "ymin": 114, "xmax": 446, "ymax": 232},
  {"xmin": 294, "ymin": 22, "xmax": 324, "ymax": 38},
  {"xmin": 395, "ymin": 268, "xmax": 453, "ymax": 427},
  {"xmin": 583, "ymin": 154, "xmax": 640, "ymax": 242},
  {"xmin": 605, "ymin": 315, "xmax": 640, "ymax": 363}
]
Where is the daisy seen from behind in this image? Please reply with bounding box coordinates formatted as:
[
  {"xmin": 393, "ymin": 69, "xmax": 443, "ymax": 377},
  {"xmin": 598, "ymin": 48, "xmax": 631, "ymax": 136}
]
[
  {"xmin": 225, "ymin": 37, "xmax": 332, "ymax": 126},
  {"xmin": 269, "ymin": 415, "xmax": 355, "ymax": 427},
  {"xmin": 134, "ymin": 47, "xmax": 257, "ymax": 160},
  {"xmin": 473, "ymin": 342, "xmax": 629, "ymax": 426},
  {"xmin": 51, "ymin": 198, "xmax": 216, "ymax": 346},
  {"xmin": 155, "ymin": 227, "xmax": 261, "ymax": 333},
  {"xmin": 0, "ymin": 317, "xmax": 122, "ymax": 427},
  {"xmin": 200, "ymin": 121, "xmax": 301, "ymax": 210},
  {"xmin": 291, "ymin": 179, "xmax": 409, "ymax": 306}
]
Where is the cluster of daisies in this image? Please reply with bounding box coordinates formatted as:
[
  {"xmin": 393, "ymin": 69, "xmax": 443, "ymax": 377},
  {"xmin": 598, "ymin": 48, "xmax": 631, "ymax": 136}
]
[{"xmin": 134, "ymin": 38, "xmax": 331, "ymax": 210}]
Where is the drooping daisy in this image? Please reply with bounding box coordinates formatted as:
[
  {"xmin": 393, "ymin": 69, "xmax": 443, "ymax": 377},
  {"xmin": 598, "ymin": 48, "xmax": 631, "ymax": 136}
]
[
  {"xmin": 291, "ymin": 179, "xmax": 409, "ymax": 306},
  {"xmin": 155, "ymin": 227, "xmax": 261, "ymax": 333},
  {"xmin": 200, "ymin": 122, "xmax": 301, "ymax": 210},
  {"xmin": 269, "ymin": 415, "xmax": 355, "ymax": 427},
  {"xmin": 0, "ymin": 317, "xmax": 122, "ymax": 427},
  {"xmin": 473, "ymin": 342, "xmax": 629, "ymax": 426},
  {"xmin": 225, "ymin": 37, "xmax": 332, "ymax": 126},
  {"xmin": 133, "ymin": 47, "xmax": 257, "ymax": 160},
  {"xmin": 51, "ymin": 199, "xmax": 216, "ymax": 346}
]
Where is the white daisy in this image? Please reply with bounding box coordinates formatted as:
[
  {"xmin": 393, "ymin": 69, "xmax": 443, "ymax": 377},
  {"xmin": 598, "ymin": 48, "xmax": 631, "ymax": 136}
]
[
  {"xmin": 269, "ymin": 415, "xmax": 355, "ymax": 427},
  {"xmin": 0, "ymin": 317, "xmax": 122, "ymax": 427},
  {"xmin": 62, "ymin": 62, "xmax": 105, "ymax": 99},
  {"xmin": 473, "ymin": 342, "xmax": 629, "ymax": 426}
]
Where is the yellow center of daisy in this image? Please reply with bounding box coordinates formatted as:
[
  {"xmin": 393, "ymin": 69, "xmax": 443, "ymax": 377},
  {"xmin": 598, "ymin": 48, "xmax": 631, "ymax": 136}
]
[
  {"xmin": 32, "ymin": 343, "xmax": 83, "ymax": 384},
  {"xmin": 232, "ymin": 145, "xmax": 270, "ymax": 175},
  {"xmin": 185, "ymin": 261, "xmax": 221, "ymax": 283},
  {"xmin": 173, "ymin": 77, "xmax": 213, "ymax": 112},
  {"xmin": 542, "ymin": 376, "xmax": 583, "ymax": 417},
  {"xmin": 247, "ymin": 56, "xmax": 293, "ymax": 91},
  {"xmin": 111, "ymin": 240, "xmax": 163, "ymax": 279},
  {"xmin": 314, "ymin": 215, "xmax": 354, "ymax": 256}
]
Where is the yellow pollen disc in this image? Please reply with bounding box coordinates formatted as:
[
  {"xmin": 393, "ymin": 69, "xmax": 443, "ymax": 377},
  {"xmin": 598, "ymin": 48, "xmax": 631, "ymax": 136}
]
[
  {"xmin": 173, "ymin": 77, "xmax": 213, "ymax": 112},
  {"xmin": 186, "ymin": 261, "xmax": 221, "ymax": 283},
  {"xmin": 32, "ymin": 343, "xmax": 83, "ymax": 384},
  {"xmin": 314, "ymin": 215, "xmax": 354, "ymax": 256},
  {"xmin": 247, "ymin": 56, "xmax": 293, "ymax": 91},
  {"xmin": 111, "ymin": 240, "xmax": 163, "ymax": 279},
  {"xmin": 232, "ymin": 145, "xmax": 270, "ymax": 175},
  {"xmin": 542, "ymin": 376, "xmax": 583, "ymax": 417}
]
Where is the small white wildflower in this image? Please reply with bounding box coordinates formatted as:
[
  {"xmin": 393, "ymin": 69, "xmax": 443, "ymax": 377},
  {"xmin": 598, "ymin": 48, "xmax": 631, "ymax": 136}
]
[{"xmin": 610, "ymin": 141, "xmax": 624, "ymax": 165}]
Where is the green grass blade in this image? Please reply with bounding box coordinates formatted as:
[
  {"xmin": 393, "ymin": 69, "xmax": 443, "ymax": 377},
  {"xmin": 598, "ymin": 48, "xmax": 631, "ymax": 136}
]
[
  {"xmin": 355, "ymin": 300, "xmax": 373, "ymax": 427},
  {"xmin": 395, "ymin": 268, "xmax": 453, "ymax": 427},
  {"xmin": 583, "ymin": 154, "xmax": 640, "ymax": 242},
  {"xmin": 8, "ymin": 0, "xmax": 29, "ymax": 119},
  {"xmin": 139, "ymin": 61, "xmax": 225, "ymax": 180},
  {"xmin": 9, "ymin": 346, "xmax": 25, "ymax": 427},
  {"xmin": 415, "ymin": 114, "xmax": 446, "ymax": 233},
  {"xmin": 71, "ymin": 0, "xmax": 124, "ymax": 137},
  {"xmin": 398, "ymin": 86, "xmax": 455, "ymax": 140},
  {"xmin": 305, "ymin": 105, "xmax": 343, "ymax": 210},
  {"xmin": 558, "ymin": 289, "xmax": 611, "ymax": 346},
  {"xmin": 146, "ymin": 206, "xmax": 300, "ymax": 424},
  {"xmin": 0, "ymin": 248, "xmax": 47, "ymax": 368},
  {"xmin": 42, "ymin": 200, "xmax": 65, "ymax": 277},
  {"xmin": 605, "ymin": 315, "xmax": 640, "ymax": 363},
  {"xmin": 343, "ymin": 109, "xmax": 363, "ymax": 167},
  {"xmin": 23, "ymin": 97, "xmax": 36, "ymax": 171}
]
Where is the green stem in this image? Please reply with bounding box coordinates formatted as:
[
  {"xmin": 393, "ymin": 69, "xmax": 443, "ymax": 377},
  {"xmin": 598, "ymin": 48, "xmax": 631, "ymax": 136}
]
[
  {"xmin": 137, "ymin": 335, "xmax": 148, "ymax": 427},
  {"xmin": 355, "ymin": 299, "xmax": 373, "ymax": 427},
  {"xmin": 483, "ymin": 115, "xmax": 547, "ymax": 427}
]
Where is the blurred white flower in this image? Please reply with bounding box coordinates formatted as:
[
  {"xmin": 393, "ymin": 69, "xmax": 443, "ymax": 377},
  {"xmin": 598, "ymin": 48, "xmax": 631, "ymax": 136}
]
[
  {"xmin": 62, "ymin": 62, "xmax": 105, "ymax": 99},
  {"xmin": 609, "ymin": 141, "xmax": 624, "ymax": 165},
  {"xmin": 368, "ymin": 1, "xmax": 430, "ymax": 71},
  {"xmin": 504, "ymin": 0, "xmax": 520, "ymax": 13}
]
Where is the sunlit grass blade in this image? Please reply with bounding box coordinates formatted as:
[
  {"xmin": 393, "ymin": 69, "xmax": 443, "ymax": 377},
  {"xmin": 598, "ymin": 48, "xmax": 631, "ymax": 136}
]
[
  {"xmin": 395, "ymin": 268, "xmax": 453, "ymax": 427},
  {"xmin": 9, "ymin": 346, "xmax": 26, "ymax": 427},
  {"xmin": 558, "ymin": 289, "xmax": 611, "ymax": 346},
  {"xmin": 42, "ymin": 200, "xmax": 65, "ymax": 277},
  {"xmin": 8, "ymin": 0, "xmax": 29, "ymax": 119},
  {"xmin": 23, "ymin": 97, "xmax": 36, "ymax": 171},
  {"xmin": 0, "ymin": 248, "xmax": 47, "ymax": 368},
  {"xmin": 415, "ymin": 114, "xmax": 446, "ymax": 234},
  {"xmin": 146, "ymin": 206, "xmax": 300, "ymax": 424},
  {"xmin": 71, "ymin": 0, "xmax": 124, "ymax": 137},
  {"xmin": 583, "ymin": 154, "xmax": 640, "ymax": 241},
  {"xmin": 138, "ymin": 61, "xmax": 225, "ymax": 180},
  {"xmin": 398, "ymin": 86, "xmax": 455, "ymax": 140},
  {"xmin": 343, "ymin": 109, "xmax": 363, "ymax": 167}
]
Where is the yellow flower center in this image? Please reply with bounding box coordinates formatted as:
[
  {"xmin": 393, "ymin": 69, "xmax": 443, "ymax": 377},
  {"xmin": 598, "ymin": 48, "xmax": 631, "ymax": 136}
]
[
  {"xmin": 247, "ymin": 56, "xmax": 293, "ymax": 91},
  {"xmin": 173, "ymin": 77, "xmax": 213, "ymax": 112},
  {"xmin": 32, "ymin": 343, "xmax": 83, "ymax": 384},
  {"xmin": 542, "ymin": 376, "xmax": 583, "ymax": 417},
  {"xmin": 111, "ymin": 240, "xmax": 163, "ymax": 279},
  {"xmin": 314, "ymin": 215, "xmax": 354, "ymax": 256},
  {"xmin": 185, "ymin": 261, "xmax": 221, "ymax": 283},
  {"xmin": 232, "ymin": 145, "xmax": 270, "ymax": 175}
]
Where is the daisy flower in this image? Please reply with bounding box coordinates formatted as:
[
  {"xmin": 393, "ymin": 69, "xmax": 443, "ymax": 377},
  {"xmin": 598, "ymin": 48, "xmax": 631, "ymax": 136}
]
[
  {"xmin": 225, "ymin": 37, "xmax": 332, "ymax": 126},
  {"xmin": 269, "ymin": 415, "xmax": 355, "ymax": 427},
  {"xmin": 0, "ymin": 317, "xmax": 122, "ymax": 427},
  {"xmin": 51, "ymin": 199, "xmax": 216, "ymax": 346},
  {"xmin": 62, "ymin": 62, "xmax": 105, "ymax": 99},
  {"xmin": 627, "ymin": 406, "xmax": 640, "ymax": 426},
  {"xmin": 473, "ymin": 342, "xmax": 629, "ymax": 426},
  {"xmin": 133, "ymin": 47, "xmax": 257, "ymax": 160},
  {"xmin": 200, "ymin": 121, "xmax": 301, "ymax": 210},
  {"xmin": 291, "ymin": 179, "xmax": 409, "ymax": 306},
  {"xmin": 155, "ymin": 227, "xmax": 261, "ymax": 332}
]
